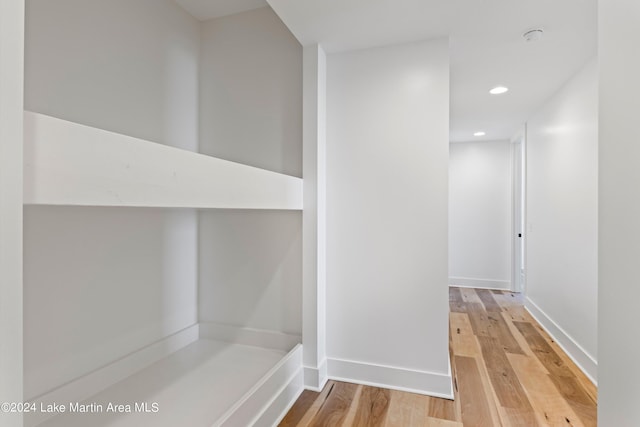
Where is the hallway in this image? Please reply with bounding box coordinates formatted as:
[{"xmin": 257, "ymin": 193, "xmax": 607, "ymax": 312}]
[{"xmin": 280, "ymin": 287, "xmax": 597, "ymax": 426}]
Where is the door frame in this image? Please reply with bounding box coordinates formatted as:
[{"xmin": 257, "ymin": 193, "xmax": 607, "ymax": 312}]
[{"xmin": 510, "ymin": 126, "xmax": 526, "ymax": 293}]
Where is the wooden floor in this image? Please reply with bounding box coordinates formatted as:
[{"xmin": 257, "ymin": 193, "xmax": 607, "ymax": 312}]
[{"xmin": 280, "ymin": 287, "xmax": 597, "ymax": 426}]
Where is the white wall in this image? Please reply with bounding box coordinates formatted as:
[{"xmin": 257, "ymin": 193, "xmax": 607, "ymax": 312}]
[
  {"xmin": 449, "ymin": 140, "xmax": 512, "ymax": 290},
  {"xmin": 326, "ymin": 39, "xmax": 451, "ymax": 396},
  {"xmin": 198, "ymin": 210, "xmax": 302, "ymax": 334},
  {"xmin": 24, "ymin": 0, "xmax": 200, "ymax": 398},
  {"xmin": 199, "ymin": 6, "xmax": 302, "ymax": 177},
  {"xmin": 525, "ymin": 58, "xmax": 598, "ymax": 382},
  {"xmin": 25, "ymin": 0, "xmax": 199, "ymax": 151},
  {"xmin": 599, "ymin": 1, "xmax": 640, "ymax": 424},
  {"xmin": 24, "ymin": 207, "xmax": 197, "ymax": 397},
  {"xmin": 0, "ymin": 0, "xmax": 24, "ymax": 423},
  {"xmin": 198, "ymin": 7, "xmax": 303, "ymax": 336}
]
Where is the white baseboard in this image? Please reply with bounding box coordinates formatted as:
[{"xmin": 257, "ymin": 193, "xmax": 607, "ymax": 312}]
[
  {"xmin": 304, "ymin": 358, "xmax": 328, "ymax": 392},
  {"xmin": 449, "ymin": 276, "xmax": 511, "ymax": 290},
  {"xmin": 262, "ymin": 369, "xmax": 304, "ymax": 427},
  {"xmin": 218, "ymin": 344, "xmax": 304, "ymax": 427},
  {"xmin": 25, "ymin": 324, "xmax": 199, "ymax": 427},
  {"xmin": 199, "ymin": 322, "xmax": 301, "ymax": 352},
  {"xmin": 327, "ymin": 358, "xmax": 453, "ymax": 399},
  {"xmin": 524, "ymin": 297, "xmax": 597, "ymax": 385}
]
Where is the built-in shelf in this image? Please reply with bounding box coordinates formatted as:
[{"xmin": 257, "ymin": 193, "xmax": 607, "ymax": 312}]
[
  {"xmin": 23, "ymin": 111, "xmax": 305, "ymax": 425},
  {"xmin": 28, "ymin": 336, "xmax": 302, "ymax": 427},
  {"xmin": 23, "ymin": 112, "xmax": 303, "ymax": 210}
]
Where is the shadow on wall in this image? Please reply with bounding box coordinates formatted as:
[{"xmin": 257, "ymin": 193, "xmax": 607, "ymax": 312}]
[
  {"xmin": 198, "ymin": 210, "xmax": 302, "ymax": 336},
  {"xmin": 23, "ymin": 206, "xmax": 199, "ymax": 399}
]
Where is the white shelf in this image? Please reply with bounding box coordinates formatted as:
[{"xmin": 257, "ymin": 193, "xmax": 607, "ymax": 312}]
[
  {"xmin": 23, "ymin": 112, "xmax": 303, "ymax": 210},
  {"xmin": 31, "ymin": 339, "xmax": 303, "ymax": 427}
]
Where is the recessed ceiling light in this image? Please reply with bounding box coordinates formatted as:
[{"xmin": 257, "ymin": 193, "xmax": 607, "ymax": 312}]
[
  {"xmin": 474, "ymin": 131, "xmax": 486, "ymax": 137},
  {"xmin": 490, "ymin": 86, "xmax": 509, "ymax": 95}
]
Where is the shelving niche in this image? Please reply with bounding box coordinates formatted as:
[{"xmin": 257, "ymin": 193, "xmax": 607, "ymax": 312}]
[
  {"xmin": 23, "ymin": 111, "xmax": 304, "ymax": 427},
  {"xmin": 22, "ymin": 1, "xmax": 306, "ymax": 425}
]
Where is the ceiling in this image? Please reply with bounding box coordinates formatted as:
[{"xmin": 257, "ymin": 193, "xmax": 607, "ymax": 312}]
[
  {"xmin": 175, "ymin": 0, "xmax": 597, "ymax": 143},
  {"xmin": 174, "ymin": 0, "xmax": 268, "ymax": 21}
]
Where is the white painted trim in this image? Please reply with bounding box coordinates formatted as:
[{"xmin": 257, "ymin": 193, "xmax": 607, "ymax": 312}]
[
  {"xmin": 521, "ymin": 125, "xmax": 528, "ymax": 295},
  {"xmin": 303, "ymin": 358, "xmax": 328, "ymax": 392},
  {"xmin": 25, "ymin": 324, "xmax": 200, "ymax": 427},
  {"xmin": 23, "ymin": 112, "xmax": 303, "ymax": 209},
  {"xmin": 510, "ymin": 139, "xmax": 516, "ymax": 292},
  {"xmin": 327, "ymin": 358, "xmax": 453, "ymax": 399},
  {"xmin": 302, "ymin": 43, "xmax": 328, "ymax": 390},
  {"xmin": 198, "ymin": 322, "xmax": 301, "ymax": 352},
  {"xmin": 253, "ymin": 368, "xmax": 303, "ymax": 426},
  {"xmin": 448, "ymin": 277, "xmax": 511, "ymax": 290},
  {"xmin": 253, "ymin": 370, "xmax": 304, "ymax": 427},
  {"xmin": 509, "ymin": 126, "xmax": 527, "ymax": 294},
  {"xmin": 262, "ymin": 369, "xmax": 304, "ymax": 427},
  {"xmin": 217, "ymin": 344, "xmax": 303, "ymax": 427},
  {"xmin": 525, "ymin": 297, "xmax": 597, "ymax": 385},
  {"xmin": 0, "ymin": 1, "xmax": 24, "ymax": 425}
]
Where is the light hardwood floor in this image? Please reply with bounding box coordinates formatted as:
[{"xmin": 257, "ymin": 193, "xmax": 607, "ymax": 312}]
[{"xmin": 280, "ymin": 287, "xmax": 597, "ymax": 426}]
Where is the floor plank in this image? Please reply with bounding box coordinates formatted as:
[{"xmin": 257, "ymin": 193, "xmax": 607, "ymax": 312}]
[
  {"xmin": 384, "ymin": 390, "xmax": 427, "ymax": 427},
  {"xmin": 310, "ymin": 382, "xmax": 359, "ymax": 426},
  {"xmin": 352, "ymin": 386, "xmax": 390, "ymax": 426},
  {"xmin": 296, "ymin": 381, "xmax": 338, "ymax": 426},
  {"xmin": 486, "ymin": 311, "xmax": 525, "ymax": 355},
  {"xmin": 513, "ymin": 321, "xmax": 576, "ymax": 379},
  {"xmin": 340, "ymin": 385, "xmax": 362, "ymax": 426},
  {"xmin": 428, "ymin": 393, "xmax": 457, "ymax": 422},
  {"xmin": 466, "ymin": 346, "xmax": 505, "ymax": 427},
  {"xmin": 500, "ymin": 312, "xmax": 540, "ymax": 357},
  {"xmin": 449, "ymin": 287, "xmax": 467, "ymax": 313},
  {"xmin": 459, "ymin": 288, "xmax": 484, "ymax": 305},
  {"xmin": 475, "ymin": 289, "xmax": 503, "ymax": 312},
  {"xmin": 547, "ymin": 375, "xmax": 597, "ymax": 427},
  {"xmin": 450, "ymin": 313, "xmax": 480, "ymax": 358},
  {"xmin": 514, "ymin": 321, "xmax": 597, "ymax": 426},
  {"xmin": 454, "ymin": 355, "xmax": 497, "ymax": 427},
  {"xmin": 280, "ymin": 390, "xmax": 320, "ymax": 426},
  {"xmin": 519, "ymin": 315, "xmax": 598, "ymax": 403},
  {"xmin": 425, "ymin": 419, "xmax": 463, "ymax": 427},
  {"xmin": 500, "ymin": 406, "xmax": 540, "ymax": 427},
  {"xmin": 450, "ymin": 312, "xmax": 474, "ymax": 336},
  {"xmin": 466, "ymin": 303, "xmax": 494, "ymax": 337},
  {"xmin": 507, "ymin": 353, "xmax": 585, "ymax": 427},
  {"xmin": 476, "ymin": 335, "xmax": 533, "ymax": 412}
]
